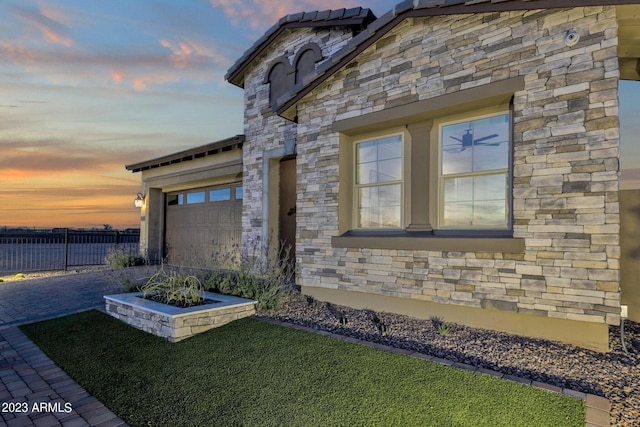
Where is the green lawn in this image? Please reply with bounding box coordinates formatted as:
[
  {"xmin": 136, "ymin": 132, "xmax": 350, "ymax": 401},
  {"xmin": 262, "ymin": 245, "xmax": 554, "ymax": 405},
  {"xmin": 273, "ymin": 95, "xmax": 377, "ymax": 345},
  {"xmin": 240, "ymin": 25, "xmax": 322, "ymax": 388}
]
[{"xmin": 21, "ymin": 311, "xmax": 584, "ymax": 426}]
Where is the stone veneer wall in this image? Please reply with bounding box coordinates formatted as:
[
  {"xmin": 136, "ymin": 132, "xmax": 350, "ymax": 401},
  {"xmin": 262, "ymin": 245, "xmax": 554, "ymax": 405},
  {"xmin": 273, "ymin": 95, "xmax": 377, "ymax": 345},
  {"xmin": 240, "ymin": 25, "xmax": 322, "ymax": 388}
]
[
  {"xmin": 105, "ymin": 293, "xmax": 256, "ymax": 342},
  {"xmin": 243, "ymin": 7, "xmax": 621, "ymax": 328},
  {"xmin": 242, "ymin": 26, "xmax": 357, "ymax": 246}
]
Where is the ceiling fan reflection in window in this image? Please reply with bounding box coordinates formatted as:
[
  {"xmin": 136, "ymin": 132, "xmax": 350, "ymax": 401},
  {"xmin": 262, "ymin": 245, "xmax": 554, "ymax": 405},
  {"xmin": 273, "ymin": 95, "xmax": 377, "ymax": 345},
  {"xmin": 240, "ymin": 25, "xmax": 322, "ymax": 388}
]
[{"xmin": 444, "ymin": 129, "xmax": 501, "ymax": 152}]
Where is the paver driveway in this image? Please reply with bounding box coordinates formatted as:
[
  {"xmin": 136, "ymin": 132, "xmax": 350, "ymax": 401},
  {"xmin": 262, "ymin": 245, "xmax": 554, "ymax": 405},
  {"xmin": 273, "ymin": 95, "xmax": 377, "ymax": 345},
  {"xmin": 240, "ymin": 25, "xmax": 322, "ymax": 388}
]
[
  {"xmin": 0, "ymin": 269, "xmax": 137, "ymax": 427},
  {"xmin": 0, "ymin": 269, "xmax": 131, "ymax": 327}
]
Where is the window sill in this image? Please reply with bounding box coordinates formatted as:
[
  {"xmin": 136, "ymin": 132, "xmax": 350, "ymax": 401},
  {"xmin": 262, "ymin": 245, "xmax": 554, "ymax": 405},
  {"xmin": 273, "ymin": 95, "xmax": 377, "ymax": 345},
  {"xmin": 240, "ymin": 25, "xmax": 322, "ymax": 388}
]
[{"xmin": 331, "ymin": 230, "xmax": 524, "ymax": 253}]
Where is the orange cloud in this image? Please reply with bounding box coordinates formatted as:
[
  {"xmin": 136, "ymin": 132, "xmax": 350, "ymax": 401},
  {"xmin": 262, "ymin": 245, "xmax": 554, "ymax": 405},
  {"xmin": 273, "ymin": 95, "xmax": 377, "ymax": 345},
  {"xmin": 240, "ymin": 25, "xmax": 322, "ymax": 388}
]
[
  {"xmin": 38, "ymin": 3, "xmax": 73, "ymax": 26},
  {"xmin": 159, "ymin": 38, "xmax": 228, "ymax": 69},
  {"xmin": 208, "ymin": 0, "xmax": 363, "ymax": 31},
  {"xmin": 12, "ymin": 3, "xmax": 74, "ymax": 46},
  {"xmin": 112, "ymin": 71, "xmax": 124, "ymax": 84},
  {"xmin": 0, "ymin": 42, "xmax": 36, "ymax": 65}
]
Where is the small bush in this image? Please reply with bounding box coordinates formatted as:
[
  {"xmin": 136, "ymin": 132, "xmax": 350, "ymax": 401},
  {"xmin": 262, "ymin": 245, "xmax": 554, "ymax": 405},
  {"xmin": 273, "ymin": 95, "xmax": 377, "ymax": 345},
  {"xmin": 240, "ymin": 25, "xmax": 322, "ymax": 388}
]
[
  {"xmin": 204, "ymin": 238, "xmax": 294, "ymax": 311},
  {"xmin": 205, "ymin": 270, "xmax": 284, "ymax": 311},
  {"xmin": 438, "ymin": 323, "xmax": 451, "ymax": 337},
  {"xmin": 430, "ymin": 315, "xmax": 444, "ymax": 328},
  {"xmin": 140, "ymin": 265, "xmax": 204, "ymax": 308},
  {"xmin": 105, "ymin": 247, "xmax": 145, "ymax": 269}
]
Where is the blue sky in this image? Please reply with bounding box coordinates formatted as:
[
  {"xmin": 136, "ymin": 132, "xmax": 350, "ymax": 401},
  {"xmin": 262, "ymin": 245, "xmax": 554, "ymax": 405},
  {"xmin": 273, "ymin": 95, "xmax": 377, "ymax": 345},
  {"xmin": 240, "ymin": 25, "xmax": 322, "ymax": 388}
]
[
  {"xmin": 0, "ymin": 0, "xmax": 637, "ymax": 228},
  {"xmin": 0, "ymin": 0, "xmax": 386, "ymax": 228}
]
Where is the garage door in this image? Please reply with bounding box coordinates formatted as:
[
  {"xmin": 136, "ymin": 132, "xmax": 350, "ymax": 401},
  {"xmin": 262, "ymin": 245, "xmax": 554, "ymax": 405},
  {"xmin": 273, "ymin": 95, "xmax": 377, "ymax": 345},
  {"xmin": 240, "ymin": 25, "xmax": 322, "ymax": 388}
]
[{"xmin": 165, "ymin": 183, "xmax": 242, "ymax": 265}]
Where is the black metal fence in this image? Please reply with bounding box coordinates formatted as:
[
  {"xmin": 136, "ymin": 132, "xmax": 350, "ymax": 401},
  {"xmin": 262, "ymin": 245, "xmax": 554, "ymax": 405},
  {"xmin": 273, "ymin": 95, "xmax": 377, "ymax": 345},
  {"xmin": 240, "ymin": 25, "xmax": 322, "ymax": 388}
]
[{"xmin": 0, "ymin": 228, "xmax": 140, "ymax": 274}]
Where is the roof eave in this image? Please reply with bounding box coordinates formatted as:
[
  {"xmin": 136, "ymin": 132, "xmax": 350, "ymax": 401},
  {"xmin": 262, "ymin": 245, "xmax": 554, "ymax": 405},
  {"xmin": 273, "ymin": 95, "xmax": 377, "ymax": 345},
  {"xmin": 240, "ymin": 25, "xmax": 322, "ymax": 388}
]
[{"xmin": 125, "ymin": 135, "xmax": 245, "ymax": 173}]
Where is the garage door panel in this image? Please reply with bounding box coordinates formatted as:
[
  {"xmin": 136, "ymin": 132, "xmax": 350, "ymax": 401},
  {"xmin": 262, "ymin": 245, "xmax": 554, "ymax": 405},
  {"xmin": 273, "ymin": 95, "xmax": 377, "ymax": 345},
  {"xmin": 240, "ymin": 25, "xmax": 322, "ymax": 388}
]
[{"xmin": 165, "ymin": 183, "xmax": 242, "ymax": 265}]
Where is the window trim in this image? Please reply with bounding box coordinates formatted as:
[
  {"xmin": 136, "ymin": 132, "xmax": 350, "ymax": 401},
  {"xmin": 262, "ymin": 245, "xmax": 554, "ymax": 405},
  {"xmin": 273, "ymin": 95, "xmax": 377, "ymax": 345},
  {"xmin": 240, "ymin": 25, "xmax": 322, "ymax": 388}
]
[
  {"xmin": 434, "ymin": 108, "xmax": 512, "ymax": 231},
  {"xmin": 350, "ymin": 128, "xmax": 411, "ymax": 232},
  {"xmin": 334, "ymin": 78, "xmax": 525, "ymax": 250},
  {"xmin": 352, "ymin": 131, "xmax": 406, "ymax": 230}
]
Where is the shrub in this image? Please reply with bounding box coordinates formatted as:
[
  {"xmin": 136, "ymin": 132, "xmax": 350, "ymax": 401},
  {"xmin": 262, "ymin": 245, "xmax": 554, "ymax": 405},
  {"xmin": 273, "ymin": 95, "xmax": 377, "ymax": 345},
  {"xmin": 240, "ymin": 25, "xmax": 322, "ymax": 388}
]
[
  {"xmin": 204, "ymin": 238, "xmax": 294, "ymax": 311},
  {"xmin": 140, "ymin": 265, "xmax": 204, "ymax": 308},
  {"xmin": 105, "ymin": 247, "xmax": 145, "ymax": 269},
  {"xmin": 438, "ymin": 323, "xmax": 451, "ymax": 337},
  {"xmin": 430, "ymin": 315, "xmax": 444, "ymax": 328}
]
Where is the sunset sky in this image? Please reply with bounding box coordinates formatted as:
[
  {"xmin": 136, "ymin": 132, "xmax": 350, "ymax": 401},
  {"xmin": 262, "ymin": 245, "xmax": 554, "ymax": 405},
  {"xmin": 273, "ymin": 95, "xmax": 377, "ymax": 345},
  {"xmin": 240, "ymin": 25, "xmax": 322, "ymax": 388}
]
[
  {"xmin": 0, "ymin": 0, "xmax": 386, "ymax": 229},
  {"xmin": 1, "ymin": 1, "xmax": 638, "ymax": 229}
]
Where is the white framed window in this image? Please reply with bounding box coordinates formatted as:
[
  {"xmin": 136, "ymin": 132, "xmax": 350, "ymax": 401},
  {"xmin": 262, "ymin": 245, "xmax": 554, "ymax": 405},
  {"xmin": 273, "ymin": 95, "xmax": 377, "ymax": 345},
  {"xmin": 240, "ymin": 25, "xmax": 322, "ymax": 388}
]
[
  {"xmin": 354, "ymin": 134, "xmax": 403, "ymax": 229},
  {"xmin": 438, "ymin": 112, "xmax": 510, "ymax": 229}
]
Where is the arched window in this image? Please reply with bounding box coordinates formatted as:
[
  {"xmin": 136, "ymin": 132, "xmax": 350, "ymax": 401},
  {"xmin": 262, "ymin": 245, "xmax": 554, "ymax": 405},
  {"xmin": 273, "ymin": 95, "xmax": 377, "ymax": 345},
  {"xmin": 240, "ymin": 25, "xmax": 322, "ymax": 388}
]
[
  {"xmin": 264, "ymin": 56, "xmax": 294, "ymax": 107},
  {"xmin": 294, "ymin": 43, "xmax": 322, "ymax": 85}
]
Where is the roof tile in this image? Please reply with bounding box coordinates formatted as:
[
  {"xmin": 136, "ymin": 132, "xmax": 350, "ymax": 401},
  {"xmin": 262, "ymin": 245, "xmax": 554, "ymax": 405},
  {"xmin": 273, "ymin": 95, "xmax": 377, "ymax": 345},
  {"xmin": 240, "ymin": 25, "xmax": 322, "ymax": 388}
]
[
  {"xmin": 329, "ymin": 9, "xmax": 345, "ymax": 20},
  {"xmin": 343, "ymin": 7, "xmax": 363, "ymax": 18},
  {"xmin": 300, "ymin": 11, "xmax": 317, "ymax": 22},
  {"xmin": 314, "ymin": 10, "xmax": 331, "ymax": 21},
  {"xmin": 394, "ymin": 0, "xmax": 416, "ymax": 16}
]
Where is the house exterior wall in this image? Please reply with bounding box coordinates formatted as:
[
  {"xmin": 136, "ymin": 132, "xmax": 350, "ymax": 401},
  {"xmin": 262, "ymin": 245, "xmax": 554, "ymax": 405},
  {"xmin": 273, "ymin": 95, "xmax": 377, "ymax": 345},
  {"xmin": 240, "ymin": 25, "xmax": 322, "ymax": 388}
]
[
  {"xmin": 242, "ymin": 27, "xmax": 358, "ymax": 246},
  {"xmin": 241, "ymin": 7, "xmax": 621, "ymax": 350},
  {"xmin": 620, "ymin": 189, "xmax": 640, "ymax": 322},
  {"xmin": 138, "ymin": 149, "xmax": 242, "ymax": 262}
]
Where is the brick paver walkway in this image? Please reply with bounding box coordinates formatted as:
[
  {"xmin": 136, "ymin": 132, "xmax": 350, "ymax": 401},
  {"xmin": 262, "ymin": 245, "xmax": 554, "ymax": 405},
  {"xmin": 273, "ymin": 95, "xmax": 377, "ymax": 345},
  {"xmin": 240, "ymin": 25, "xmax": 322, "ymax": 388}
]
[{"xmin": 0, "ymin": 270, "xmax": 131, "ymax": 426}]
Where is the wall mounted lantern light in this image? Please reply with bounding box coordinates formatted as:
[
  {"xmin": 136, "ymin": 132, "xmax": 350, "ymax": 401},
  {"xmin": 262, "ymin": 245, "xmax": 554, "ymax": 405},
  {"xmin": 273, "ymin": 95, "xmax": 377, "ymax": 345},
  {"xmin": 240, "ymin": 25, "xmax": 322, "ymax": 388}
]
[{"xmin": 134, "ymin": 192, "xmax": 145, "ymax": 208}]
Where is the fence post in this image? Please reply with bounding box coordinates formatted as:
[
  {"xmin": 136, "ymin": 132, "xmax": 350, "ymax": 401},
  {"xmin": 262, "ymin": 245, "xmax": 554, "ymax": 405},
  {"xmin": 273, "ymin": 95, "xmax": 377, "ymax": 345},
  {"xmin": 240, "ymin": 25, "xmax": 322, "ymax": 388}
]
[{"xmin": 64, "ymin": 228, "xmax": 69, "ymax": 271}]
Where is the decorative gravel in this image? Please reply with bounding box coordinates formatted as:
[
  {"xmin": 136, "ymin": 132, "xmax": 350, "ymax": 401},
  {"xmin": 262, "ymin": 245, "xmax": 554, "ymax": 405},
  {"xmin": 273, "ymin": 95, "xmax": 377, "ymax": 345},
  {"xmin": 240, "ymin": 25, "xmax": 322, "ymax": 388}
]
[{"xmin": 262, "ymin": 292, "xmax": 640, "ymax": 427}]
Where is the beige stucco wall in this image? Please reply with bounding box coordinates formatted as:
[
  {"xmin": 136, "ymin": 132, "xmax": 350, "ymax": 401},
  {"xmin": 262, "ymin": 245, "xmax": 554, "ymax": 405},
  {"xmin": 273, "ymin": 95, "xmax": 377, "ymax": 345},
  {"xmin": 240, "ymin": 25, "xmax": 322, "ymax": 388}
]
[
  {"xmin": 138, "ymin": 149, "xmax": 242, "ymax": 262},
  {"xmin": 620, "ymin": 189, "xmax": 640, "ymax": 322}
]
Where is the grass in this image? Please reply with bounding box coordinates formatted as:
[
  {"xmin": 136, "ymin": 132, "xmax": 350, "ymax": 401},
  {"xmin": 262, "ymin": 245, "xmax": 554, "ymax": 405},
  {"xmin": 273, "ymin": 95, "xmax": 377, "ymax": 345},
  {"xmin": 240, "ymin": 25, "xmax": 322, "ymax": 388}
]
[{"xmin": 21, "ymin": 311, "xmax": 585, "ymax": 427}]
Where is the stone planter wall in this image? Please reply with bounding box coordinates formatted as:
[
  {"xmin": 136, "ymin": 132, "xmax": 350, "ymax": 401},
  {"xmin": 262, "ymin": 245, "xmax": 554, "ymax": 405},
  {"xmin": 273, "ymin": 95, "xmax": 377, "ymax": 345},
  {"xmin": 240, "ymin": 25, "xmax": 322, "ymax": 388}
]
[{"xmin": 104, "ymin": 292, "xmax": 256, "ymax": 342}]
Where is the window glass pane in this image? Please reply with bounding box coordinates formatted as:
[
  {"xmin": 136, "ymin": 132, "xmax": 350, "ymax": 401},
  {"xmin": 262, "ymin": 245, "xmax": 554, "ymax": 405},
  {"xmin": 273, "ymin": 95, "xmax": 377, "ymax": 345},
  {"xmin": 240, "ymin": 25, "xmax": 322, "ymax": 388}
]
[
  {"xmin": 356, "ymin": 135, "xmax": 402, "ymax": 184},
  {"xmin": 473, "ymin": 200, "xmax": 506, "ymax": 227},
  {"xmin": 358, "ymin": 162, "xmax": 378, "ymax": 185},
  {"xmin": 357, "ymin": 141, "xmax": 378, "ymax": 163},
  {"xmin": 378, "ymin": 159, "xmax": 402, "ymax": 182},
  {"xmin": 167, "ymin": 194, "xmax": 183, "ymax": 206},
  {"xmin": 377, "ymin": 137, "xmax": 402, "ymax": 160},
  {"xmin": 443, "ymin": 177, "xmax": 473, "ymax": 203},
  {"xmin": 357, "ymin": 184, "xmax": 401, "ymax": 228},
  {"xmin": 473, "ymin": 174, "xmax": 507, "ymax": 202},
  {"xmin": 442, "ymin": 201, "xmax": 473, "ymax": 227},
  {"xmin": 209, "ymin": 188, "xmax": 231, "ymax": 202},
  {"xmin": 441, "ymin": 114, "xmax": 509, "ymax": 175},
  {"xmin": 235, "ymin": 186, "xmax": 243, "ymax": 200},
  {"xmin": 186, "ymin": 191, "xmax": 205, "ymax": 204},
  {"xmin": 441, "ymin": 173, "xmax": 507, "ymax": 228}
]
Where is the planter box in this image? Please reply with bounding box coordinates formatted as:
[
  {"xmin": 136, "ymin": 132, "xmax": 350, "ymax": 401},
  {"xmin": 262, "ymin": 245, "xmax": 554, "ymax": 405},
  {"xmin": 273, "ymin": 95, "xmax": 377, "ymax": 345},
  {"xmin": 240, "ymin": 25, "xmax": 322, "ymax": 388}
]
[{"xmin": 104, "ymin": 292, "xmax": 256, "ymax": 342}]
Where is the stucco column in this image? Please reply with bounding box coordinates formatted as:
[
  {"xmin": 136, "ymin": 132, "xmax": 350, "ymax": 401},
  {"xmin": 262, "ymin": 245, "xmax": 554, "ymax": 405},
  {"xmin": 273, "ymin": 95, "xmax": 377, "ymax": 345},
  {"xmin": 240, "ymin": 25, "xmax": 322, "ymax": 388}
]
[
  {"xmin": 142, "ymin": 188, "xmax": 164, "ymax": 263},
  {"xmin": 406, "ymin": 121, "xmax": 433, "ymax": 232}
]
